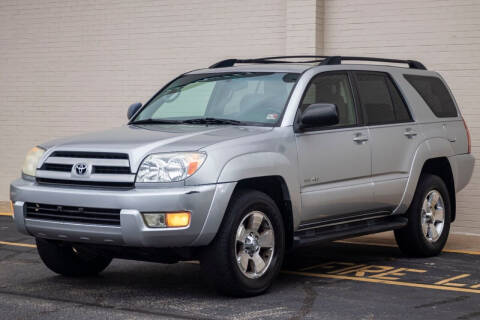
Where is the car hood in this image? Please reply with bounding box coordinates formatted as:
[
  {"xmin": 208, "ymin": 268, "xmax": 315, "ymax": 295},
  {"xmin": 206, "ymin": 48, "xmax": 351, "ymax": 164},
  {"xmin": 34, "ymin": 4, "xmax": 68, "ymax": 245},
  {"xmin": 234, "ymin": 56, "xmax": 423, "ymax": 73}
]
[{"xmin": 41, "ymin": 124, "xmax": 272, "ymax": 170}]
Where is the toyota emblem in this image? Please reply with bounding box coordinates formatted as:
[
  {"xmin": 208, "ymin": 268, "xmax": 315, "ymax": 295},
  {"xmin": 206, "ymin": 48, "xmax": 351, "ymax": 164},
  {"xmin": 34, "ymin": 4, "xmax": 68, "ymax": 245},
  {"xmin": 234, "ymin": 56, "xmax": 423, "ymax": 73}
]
[{"xmin": 73, "ymin": 163, "xmax": 88, "ymax": 176}]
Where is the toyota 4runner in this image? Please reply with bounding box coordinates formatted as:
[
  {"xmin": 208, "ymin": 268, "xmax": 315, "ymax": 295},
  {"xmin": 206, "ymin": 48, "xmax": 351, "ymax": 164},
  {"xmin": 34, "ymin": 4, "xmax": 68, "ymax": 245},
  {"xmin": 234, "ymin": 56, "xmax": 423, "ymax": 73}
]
[{"xmin": 10, "ymin": 56, "xmax": 475, "ymax": 296}]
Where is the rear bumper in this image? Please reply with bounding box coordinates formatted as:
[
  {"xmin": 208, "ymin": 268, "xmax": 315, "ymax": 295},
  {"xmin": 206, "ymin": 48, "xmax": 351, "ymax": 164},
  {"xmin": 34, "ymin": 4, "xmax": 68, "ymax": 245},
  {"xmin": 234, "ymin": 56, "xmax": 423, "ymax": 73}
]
[{"xmin": 10, "ymin": 179, "xmax": 236, "ymax": 247}]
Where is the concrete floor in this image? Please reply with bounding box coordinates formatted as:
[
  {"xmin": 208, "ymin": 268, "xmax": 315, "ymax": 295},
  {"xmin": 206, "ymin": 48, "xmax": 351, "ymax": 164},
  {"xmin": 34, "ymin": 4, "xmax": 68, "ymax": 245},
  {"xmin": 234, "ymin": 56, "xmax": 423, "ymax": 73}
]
[{"xmin": 1, "ymin": 216, "xmax": 480, "ymax": 319}]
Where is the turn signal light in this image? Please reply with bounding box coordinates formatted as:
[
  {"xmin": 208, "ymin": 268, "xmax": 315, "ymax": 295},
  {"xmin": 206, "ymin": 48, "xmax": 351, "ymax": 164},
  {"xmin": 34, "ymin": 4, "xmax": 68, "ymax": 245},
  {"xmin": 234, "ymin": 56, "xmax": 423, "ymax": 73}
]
[{"xmin": 166, "ymin": 212, "xmax": 191, "ymax": 228}]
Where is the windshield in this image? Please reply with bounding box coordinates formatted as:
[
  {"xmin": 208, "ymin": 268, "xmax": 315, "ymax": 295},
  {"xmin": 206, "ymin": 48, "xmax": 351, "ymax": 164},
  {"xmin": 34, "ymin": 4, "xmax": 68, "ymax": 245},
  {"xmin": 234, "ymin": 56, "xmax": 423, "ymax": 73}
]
[{"xmin": 132, "ymin": 72, "xmax": 300, "ymax": 126}]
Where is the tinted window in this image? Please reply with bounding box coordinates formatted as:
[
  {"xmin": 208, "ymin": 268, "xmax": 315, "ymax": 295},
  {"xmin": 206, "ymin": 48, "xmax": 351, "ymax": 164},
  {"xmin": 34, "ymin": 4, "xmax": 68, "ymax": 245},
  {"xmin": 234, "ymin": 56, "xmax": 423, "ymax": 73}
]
[
  {"xmin": 355, "ymin": 72, "xmax": 412, "ymax": 125},
  {"xmin": 404, "ymin": 75, "xmax": 458, "ymax": 118},
  {"xmin": 300, "ymin": 73, "xmax": 356, "ymax": 128}
]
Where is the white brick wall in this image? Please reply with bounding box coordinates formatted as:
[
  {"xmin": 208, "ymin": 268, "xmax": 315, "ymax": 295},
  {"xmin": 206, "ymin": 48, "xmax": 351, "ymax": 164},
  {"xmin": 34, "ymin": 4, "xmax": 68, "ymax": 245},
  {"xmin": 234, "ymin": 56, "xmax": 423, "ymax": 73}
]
[
  {"xmin": 0, "ymin": 0, "xmax": 299, "ymax": 196},
  {"xmin": 2, "ymin": 0, "xmax": 480, "ymax": 234},
  {"xmin": 322, "ymin": 0, "xmax": 480, "ymax": 234}
]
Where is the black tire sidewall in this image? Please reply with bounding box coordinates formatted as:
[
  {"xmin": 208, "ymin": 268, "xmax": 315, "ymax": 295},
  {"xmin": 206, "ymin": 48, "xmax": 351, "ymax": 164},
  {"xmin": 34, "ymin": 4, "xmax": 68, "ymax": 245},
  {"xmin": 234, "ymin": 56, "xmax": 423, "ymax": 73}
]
[
  {"xmin": 399, "ymin": 174, "xmax": 451, "ymax": 255},
  {"xmin": 202, "ymin": 189, "xmax": 285, "ymax": 296},
  {"xmin": 227, "ymin": 192, "xmax": 285, "ymax": 292},
  {"xmin": 36, "ymin": 238, "xmax": 112, "ymax": 276}
]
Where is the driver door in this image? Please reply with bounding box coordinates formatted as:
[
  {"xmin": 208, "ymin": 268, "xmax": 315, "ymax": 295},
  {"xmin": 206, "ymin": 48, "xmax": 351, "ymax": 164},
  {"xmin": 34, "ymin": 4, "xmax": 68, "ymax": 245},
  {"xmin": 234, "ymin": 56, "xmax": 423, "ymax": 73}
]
[{"xmin": 296, "ymin": 72, "xmax": 374, "ymax": 224}]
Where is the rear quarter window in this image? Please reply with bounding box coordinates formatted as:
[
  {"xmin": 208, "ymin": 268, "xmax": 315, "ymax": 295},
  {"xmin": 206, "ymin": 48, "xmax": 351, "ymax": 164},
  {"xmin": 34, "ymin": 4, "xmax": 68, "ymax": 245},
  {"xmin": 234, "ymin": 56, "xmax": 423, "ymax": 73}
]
[{"xmin": 404, "ymin": 75, "xmax": 458, "ymax": 118}]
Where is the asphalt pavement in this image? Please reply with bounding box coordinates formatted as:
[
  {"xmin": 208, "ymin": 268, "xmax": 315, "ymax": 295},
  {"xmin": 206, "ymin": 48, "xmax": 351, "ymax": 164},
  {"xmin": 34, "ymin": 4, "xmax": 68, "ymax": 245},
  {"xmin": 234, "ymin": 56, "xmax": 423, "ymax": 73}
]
[{"xmin": 1, "ymin": 215, "xmax": 480, "ymax": 320}]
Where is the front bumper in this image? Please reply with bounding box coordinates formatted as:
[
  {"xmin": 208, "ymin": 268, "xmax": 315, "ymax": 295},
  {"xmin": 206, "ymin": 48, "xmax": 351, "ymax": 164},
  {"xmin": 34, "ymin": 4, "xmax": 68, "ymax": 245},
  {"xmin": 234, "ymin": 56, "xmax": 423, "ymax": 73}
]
[{"xmin": 10, "ymin": 179, "xmax": 236, "ymax": 247}]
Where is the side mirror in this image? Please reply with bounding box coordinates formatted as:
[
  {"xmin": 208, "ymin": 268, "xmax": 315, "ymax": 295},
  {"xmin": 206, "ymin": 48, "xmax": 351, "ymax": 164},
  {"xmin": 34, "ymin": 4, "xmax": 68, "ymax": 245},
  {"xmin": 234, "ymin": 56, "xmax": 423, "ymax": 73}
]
[
  {"xmin": 299, "ymin": 103, "xmax": 339, "ymax": 130},
  {"xmin": 127, "ymin": 102, "xmax": 142, "ymax": 120}
]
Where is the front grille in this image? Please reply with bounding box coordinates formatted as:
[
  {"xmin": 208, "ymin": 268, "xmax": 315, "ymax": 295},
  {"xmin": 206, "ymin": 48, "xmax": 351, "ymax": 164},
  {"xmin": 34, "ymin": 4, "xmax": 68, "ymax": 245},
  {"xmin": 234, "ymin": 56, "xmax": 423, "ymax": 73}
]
[
  {"xmin": 92, "ymin": 166, "xmax": 131, "ymax": 174},
  {"xmin": 25, "ymin": 203, "xmax": 121, "ymax": 226},
  {"xmin": 40, "ymin": 164, "xmax": 131, "ymax": 175},
  {"xmin": 36, "ymin": 150, "xmax": 134, "ymax": 188},
  {"xmin": 41, "ymin": 163, "xmax": 72, "ymax": 172},
  {"xmin": 50, "ymin": 151, "xmax": 128, "ymax": 159}
]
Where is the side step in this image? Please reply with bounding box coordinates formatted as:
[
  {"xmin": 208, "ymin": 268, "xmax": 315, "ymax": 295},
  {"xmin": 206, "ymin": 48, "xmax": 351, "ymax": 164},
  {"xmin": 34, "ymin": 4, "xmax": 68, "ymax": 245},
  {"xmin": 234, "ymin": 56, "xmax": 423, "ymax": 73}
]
[{"xmin": 293, "ymin": 215, "xmax": 408, "ymax": 248}]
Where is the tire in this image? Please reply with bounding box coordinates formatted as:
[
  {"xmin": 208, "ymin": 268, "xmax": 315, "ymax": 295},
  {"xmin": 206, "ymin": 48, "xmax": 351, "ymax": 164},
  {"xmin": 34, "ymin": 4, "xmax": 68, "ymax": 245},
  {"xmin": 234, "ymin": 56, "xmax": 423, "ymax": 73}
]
[
  {"xmin": 394, "ymin": 173, "xmax": 451, "ymax": 257},
  {"xmin": 36, "ymin": 238, "xmax": 112, "ymax": 277},
  {"xmin": 200, "ymin": 189, "xmax": 285, "ymax": 297}
]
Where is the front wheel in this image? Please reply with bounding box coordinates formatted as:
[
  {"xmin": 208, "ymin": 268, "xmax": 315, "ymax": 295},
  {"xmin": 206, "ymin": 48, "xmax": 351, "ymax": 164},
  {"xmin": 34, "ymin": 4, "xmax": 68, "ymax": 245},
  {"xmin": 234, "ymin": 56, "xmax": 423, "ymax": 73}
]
[
  {"xmin": 394, "ymin": 174, "xmax": 451, "ymax": 257},
  {"xmin": 200, "ymin": 189, "xmax": 285, "ymax": 297},
  {"xmin": 36, "ymin": 238, "xmax": 112, "ymax": 277}
]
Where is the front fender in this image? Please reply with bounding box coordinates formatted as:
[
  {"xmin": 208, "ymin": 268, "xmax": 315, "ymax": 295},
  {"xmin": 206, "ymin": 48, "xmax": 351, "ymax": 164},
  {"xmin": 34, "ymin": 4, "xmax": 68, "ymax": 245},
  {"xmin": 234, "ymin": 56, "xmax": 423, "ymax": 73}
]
[
  {"xmin": 217, "ymin": 152, "xmax": 302, "ymax": 229},
  {"xmin": 394, "ymin": 138, "xmax": 455, "ymax": 214}
]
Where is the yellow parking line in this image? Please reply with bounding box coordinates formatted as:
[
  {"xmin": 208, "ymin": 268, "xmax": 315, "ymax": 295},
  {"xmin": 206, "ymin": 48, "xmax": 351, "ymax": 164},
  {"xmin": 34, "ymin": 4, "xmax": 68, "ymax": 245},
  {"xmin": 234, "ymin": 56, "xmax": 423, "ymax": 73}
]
[
  {"xmin": 0, "ymin": 241, "xmax": 36, "ymax": 248},
  {"xmin": 337, "ymin": 240, "xmax": 480, "ymax": 256},
  {"xmin": 282, "ymin": 270, "xmax": 480, "ymax": 294},
  {"xmin": 0, "ymin": 212, "xmax": 13, "ymax": 216}
]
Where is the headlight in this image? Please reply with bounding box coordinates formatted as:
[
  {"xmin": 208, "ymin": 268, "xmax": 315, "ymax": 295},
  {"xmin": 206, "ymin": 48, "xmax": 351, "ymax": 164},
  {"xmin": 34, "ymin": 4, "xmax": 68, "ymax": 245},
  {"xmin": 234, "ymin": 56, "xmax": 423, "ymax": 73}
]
[
  {"xmin": 136, "ymin": 152, "xmax": 206, "ymax": 183},
  {"xmin": 22, "ymin": 147, "xmax": 46, "ymax": 177}
]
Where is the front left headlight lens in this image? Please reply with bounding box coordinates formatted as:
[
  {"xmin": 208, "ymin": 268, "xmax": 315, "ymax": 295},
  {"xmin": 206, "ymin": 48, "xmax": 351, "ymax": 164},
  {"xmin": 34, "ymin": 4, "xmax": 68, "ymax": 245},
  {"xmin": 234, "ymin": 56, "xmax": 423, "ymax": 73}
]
[
  {"xmin": 22, "ymin": 146, "xmax": 46, "ymax": 177},
  {"xmin": 136, "ymin": 152, "xmax": 206, "ymax": 183}
]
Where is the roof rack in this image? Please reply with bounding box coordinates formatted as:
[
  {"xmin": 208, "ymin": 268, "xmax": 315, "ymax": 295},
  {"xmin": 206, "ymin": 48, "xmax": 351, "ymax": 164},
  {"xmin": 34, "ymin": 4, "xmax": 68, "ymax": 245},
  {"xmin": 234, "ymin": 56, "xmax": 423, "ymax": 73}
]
[{"xmin": 209, "ymin": 55, "xmax": 427, "ymax": 70}]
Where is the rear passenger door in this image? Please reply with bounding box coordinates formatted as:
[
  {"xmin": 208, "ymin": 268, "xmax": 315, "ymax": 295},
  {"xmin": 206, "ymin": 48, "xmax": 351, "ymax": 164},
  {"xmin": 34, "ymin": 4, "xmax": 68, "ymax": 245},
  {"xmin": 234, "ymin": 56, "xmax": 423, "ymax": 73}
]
[{"xmin": 352, "ymin": 71, "xmax": 420, "ymax": 211}]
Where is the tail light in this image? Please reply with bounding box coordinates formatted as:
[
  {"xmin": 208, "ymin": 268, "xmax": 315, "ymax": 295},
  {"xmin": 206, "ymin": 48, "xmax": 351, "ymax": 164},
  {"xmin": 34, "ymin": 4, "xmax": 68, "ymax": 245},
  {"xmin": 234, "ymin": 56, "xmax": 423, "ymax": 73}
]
[{"xmin": 463, "ymin": 118, "xmax": 471, "ymax": 153}]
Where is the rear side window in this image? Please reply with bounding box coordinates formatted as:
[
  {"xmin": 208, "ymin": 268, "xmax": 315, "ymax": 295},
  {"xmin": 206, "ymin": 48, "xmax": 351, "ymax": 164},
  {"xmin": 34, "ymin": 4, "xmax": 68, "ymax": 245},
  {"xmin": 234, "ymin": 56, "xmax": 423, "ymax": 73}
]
[
  {"xmin": 354, "ymin": 72, "xmax": 412, "ymax": 125},
  {"xmin": 404, "ymin": 75, "xmax": 458, "ymax": 118}
]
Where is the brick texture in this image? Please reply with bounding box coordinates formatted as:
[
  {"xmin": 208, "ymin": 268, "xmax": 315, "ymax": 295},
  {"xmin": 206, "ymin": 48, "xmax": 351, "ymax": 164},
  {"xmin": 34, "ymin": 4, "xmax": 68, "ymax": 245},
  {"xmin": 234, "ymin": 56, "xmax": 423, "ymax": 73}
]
[
  {"xmin": 0, "ymin": 0, "xmax": 300, "ymax": 196},
  {"xmin": 2, "ymin": 0, "xmax": 480, "ymax": 234},
  {"xmin": 322, "ymin": 0, "xmax": 480, "ymax": 234}
]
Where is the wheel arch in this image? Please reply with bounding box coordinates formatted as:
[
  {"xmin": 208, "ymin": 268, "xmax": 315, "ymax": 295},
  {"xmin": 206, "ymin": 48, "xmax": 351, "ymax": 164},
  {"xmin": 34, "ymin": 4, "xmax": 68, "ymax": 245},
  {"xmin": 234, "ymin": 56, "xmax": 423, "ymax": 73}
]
[
  {"xmin": 395, "ymin": 138, "xmax": 457, "ymax": 221},
  {"xmin": 233, "ymin": 176, "xmax": 295, "ymax": 250}
]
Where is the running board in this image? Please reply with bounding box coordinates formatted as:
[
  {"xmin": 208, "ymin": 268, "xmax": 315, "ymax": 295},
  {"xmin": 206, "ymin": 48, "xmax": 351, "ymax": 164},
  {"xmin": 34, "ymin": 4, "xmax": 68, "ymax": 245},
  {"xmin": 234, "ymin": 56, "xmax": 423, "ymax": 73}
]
[{"xmin": 293, "ymin": 215, "xmax": 408, "ymax": 248}]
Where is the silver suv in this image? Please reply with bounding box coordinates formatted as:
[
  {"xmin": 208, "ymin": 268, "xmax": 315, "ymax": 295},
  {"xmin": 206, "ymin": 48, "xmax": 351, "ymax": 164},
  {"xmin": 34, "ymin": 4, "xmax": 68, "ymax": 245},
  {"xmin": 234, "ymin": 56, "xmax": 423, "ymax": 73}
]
[{"xmin": 10, "ymin": 56, "xmax": 475, "ymax": 296}]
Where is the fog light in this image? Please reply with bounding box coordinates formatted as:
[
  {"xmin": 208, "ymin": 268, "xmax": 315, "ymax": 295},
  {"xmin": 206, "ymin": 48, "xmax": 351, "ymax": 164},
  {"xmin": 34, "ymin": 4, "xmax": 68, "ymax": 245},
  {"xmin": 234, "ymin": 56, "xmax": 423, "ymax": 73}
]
[
  {"xmin": 143, "ymin": 213, "xmax": 166, "ymax": 228},
  {"xmin": 166, "ymin": 212, "xmax": 191, "ymax": 228}
]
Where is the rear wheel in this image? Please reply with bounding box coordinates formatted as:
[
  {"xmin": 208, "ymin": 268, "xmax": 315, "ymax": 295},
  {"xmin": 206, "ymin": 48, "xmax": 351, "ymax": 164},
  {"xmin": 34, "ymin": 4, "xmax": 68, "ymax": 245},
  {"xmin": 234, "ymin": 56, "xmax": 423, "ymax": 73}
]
[
  {"xmin": 36, "ymin": 238, "xmax": 112, "ymax": 276},
  {"xmin": 200, "ymin": 189, "xmax": 285, "ymax": 297},
  {"xmin": 394, "ymin": 174, "xmax": 451, "ymax": 257}
]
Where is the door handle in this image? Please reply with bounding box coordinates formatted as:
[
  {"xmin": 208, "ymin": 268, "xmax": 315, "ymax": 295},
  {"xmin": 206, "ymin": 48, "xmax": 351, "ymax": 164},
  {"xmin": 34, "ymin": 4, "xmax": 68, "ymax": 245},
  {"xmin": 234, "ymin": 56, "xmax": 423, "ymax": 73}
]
[
  {"xmin": 353, "ymin": 134, "xmax": 369, "ymax": 143},
  {"xmin": 404, "ymin": 129, "xmax": 417, "ymax": 138}
]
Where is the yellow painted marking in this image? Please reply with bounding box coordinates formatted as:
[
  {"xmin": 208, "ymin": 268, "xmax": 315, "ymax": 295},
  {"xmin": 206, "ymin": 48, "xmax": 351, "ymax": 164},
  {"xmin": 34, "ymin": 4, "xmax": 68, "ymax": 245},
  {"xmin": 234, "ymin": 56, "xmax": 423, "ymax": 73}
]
[
  {"xmin": 337, "ymin": 265, "xmax": 394, "ymax": 276},
  {"xmin": 0, "ymin": 212, "xmax": 13, "ymax": 216},
  {"xmin": 0, "ymin": 201, "xmax": 13, "ymax": 216},
  {"xmin": 300, "ymin": 261, "xmax": 355, "ymax": 272},
  {"xmin": 0, "ymin": 241, "xmax": 36, "ymax": 248},
  {"xmin": 329, "ymin": 264, "xmax": 367, "ymax": 275},
  {"xmin": 282, "ymin": 270, "xmax": 480, "ymax": 294},
  {"xmin": 337, "ymin": 239, "xmax": 480, "ymax": 256},
  {"xmin": 435, "ymin": 274, "xmax": 471, "ymax": 287},
  {"xmin": 370, "ymin": 267, "xmax": 426, "ymax": 281}
]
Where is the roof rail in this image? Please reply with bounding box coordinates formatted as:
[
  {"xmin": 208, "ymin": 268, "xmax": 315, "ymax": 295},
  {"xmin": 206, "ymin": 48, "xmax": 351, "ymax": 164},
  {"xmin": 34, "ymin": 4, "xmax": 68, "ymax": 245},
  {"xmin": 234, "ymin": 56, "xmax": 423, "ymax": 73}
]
[
  {"xmin": 209, "ymin": 55, "xmax": 427, "ymax": 70},
  {"xmin": 320, "ymin": 56, "xmax": 427, "ymax": 70},
  {"xmin": 209, "ymin": 56, "xmax": 328, "ymax": 68}
]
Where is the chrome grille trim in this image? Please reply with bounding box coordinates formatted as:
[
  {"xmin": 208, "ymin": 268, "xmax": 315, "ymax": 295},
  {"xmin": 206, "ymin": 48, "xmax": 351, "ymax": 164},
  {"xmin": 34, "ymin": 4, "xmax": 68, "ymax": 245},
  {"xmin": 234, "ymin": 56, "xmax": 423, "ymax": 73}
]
[
  {"xmin": 36, "ymin": 170, "xmax": 135, "ymax": 182},
  {"xmin": 44, "ymin": 157, "xmax": 130, "ymax": 167},
  {"xmin": 36, "ymin": 151, "xmax": 133, "ymax": 188}
]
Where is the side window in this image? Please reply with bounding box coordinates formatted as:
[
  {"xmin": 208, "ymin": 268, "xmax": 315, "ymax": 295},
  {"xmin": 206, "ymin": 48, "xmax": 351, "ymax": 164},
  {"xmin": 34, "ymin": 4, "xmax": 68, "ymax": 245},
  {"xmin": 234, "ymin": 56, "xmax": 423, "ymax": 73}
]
[
  {"xmin": 404, "ymin": 74, "xmax": 458, "ymax": 118},
  {"xmin": 300, "ymin": 73, "xmax": 356, "ymax": 128},
  {"xmin": 354, "ymin": 72, "xmax": 412, "ymax": 125}
]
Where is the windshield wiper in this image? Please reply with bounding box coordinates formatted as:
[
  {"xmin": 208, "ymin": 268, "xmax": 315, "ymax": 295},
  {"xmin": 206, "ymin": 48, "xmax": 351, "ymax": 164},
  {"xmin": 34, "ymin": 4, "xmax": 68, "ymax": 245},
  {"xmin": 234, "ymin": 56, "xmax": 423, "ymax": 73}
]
[
  {"xmin": 130, "ymin": 119, "xmax": 183, "ymax": 125},
  {"xmin": 180, "ymin": 117, "xmax": 246, "ymax": 125}
]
